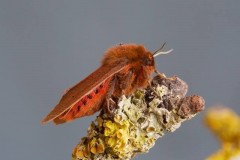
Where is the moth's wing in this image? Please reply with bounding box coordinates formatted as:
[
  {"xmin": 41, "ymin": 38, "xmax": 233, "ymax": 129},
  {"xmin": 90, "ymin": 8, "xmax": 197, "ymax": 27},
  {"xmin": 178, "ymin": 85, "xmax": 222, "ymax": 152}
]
[{"xmin": 41, "ymin": 60, "xmax": 128, "ymax": 124}]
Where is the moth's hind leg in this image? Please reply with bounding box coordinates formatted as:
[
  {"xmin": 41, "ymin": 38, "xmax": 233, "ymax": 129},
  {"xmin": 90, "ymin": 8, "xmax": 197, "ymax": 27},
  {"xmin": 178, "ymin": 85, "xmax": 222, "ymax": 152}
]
[
  {"xmin": 104, "ymin": 70, "xmax": 134, "ymax": 115},
  {"xmin": 103, "ymin": 76, "xmax": 118, "ymax": 115}
]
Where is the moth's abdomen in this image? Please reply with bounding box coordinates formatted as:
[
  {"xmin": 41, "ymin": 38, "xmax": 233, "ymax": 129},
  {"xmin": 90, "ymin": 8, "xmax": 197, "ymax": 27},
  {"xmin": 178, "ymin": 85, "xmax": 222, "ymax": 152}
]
[{"xmin": 53, "ymin": 80, "xmax": 110, "ymax": 124}]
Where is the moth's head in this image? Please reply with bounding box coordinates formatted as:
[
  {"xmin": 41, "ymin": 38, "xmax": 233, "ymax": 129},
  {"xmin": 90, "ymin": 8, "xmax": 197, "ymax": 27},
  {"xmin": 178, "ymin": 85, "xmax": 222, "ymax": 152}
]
[
  {"xmin": 141, "ymin": 43, "xmax": 173, "ymax": 68},
  {"xmin": 140, "ymin": 51, "xmax": 155, "ymax": 67}
]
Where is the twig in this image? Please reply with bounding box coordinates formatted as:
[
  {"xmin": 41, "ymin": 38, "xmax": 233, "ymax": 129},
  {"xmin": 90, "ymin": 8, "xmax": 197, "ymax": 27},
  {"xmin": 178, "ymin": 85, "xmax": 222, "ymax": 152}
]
[{"xmin": 72, "ymin": 74, "xmax": 205, "ymax": 160}]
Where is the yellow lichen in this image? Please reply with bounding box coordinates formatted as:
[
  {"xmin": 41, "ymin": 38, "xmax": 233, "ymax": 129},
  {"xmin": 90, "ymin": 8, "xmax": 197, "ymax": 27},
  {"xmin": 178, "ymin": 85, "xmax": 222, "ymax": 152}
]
[
  {"xmin": 97, "ymin": 116, "xmax": 103, "ymax": 127},
  {"xmin": 104, "ymin": 121, "xmax": 117, "ymax": 136},
  {"xmin": 104, "ymin": 119, "xmax": 130, "ymax": 157},
  {"xmin": 205, "ymin": 107, "xmax": 240, "ymax": 160},
  {"xmin": 88, "ymin": 138, "xmax": 105, "ymax": 154},
  {"xmin": 74, "ymin": 145, "xmax": 89, "ymax": 159}
]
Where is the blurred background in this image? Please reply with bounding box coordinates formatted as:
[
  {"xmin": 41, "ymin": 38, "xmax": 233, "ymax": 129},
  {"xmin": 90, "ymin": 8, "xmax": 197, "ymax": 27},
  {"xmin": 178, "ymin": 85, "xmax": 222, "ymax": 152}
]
[{"xmin": 0, "ymin": 1, "xmax": 239, "ymax": 160}]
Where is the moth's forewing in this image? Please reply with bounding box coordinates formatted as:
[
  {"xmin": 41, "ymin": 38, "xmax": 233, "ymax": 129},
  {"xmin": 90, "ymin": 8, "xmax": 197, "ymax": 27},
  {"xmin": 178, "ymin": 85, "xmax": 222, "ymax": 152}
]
[{"xmin": 41, "ymin": 61, "xmax": 128, "ymax": 124}]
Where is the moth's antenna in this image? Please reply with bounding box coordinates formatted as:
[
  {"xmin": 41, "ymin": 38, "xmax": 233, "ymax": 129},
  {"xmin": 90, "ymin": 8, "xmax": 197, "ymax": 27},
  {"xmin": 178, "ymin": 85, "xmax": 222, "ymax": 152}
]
[{"xmin": 153, "ymin": 42, "xmax": 173, "ymax": 57}]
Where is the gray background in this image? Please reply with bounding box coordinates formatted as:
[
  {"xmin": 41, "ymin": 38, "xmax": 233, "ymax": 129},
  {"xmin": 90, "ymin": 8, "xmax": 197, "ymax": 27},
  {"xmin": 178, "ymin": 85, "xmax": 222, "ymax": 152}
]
[{"xmin": 0, "ymin": 0, "xmax": 239, "ymax": 160}]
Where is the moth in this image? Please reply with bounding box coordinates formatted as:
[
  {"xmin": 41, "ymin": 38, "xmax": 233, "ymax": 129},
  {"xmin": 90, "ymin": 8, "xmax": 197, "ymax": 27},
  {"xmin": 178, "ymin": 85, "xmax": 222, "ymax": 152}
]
[{"xmin": 41, "ymin": 43, "xmax": 172, "ymax": 125}]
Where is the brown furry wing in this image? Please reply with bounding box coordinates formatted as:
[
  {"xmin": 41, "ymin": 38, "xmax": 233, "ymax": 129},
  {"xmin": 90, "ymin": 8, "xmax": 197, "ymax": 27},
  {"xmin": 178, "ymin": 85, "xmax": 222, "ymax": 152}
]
[{"xmin": 41, "ymin": 61, "xmax": 128, "ymax": 124}]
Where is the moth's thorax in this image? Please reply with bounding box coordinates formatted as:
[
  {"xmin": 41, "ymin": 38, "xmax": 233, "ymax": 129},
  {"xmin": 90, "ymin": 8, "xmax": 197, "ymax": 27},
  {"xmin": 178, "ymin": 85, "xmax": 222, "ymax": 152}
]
[{"xmin": 101, "ymin": 43, "xmax": 155, "ymax": 67}]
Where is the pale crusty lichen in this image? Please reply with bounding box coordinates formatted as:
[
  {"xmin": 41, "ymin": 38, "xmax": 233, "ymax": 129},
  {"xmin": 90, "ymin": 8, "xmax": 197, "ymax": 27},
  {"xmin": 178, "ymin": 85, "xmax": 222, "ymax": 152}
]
[
  {"xmin": 205, "ymin": 107, "xmax": 240, "ymax": 160},
  {"xmin": 72, "ymin": 74, "xmax": 205, "ymax": 160}
]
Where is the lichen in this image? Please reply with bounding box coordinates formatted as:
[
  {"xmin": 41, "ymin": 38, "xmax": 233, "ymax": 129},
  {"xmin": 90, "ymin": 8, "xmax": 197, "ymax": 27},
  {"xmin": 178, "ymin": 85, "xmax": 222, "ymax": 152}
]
[
  {"xmin": 205, "ymin": 107, "xmax": 240, "ymax": 160},
  {"xmin": 72, "ymin": 74, "xmax": 205, "ymax": 160}
]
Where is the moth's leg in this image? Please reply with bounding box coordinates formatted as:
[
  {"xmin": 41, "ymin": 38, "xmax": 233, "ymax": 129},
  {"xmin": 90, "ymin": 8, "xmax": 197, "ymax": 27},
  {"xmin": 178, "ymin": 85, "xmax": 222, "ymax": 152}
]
[
  {"xmin": 104, "ymin": 76, "xmax": 118, "ymax": 114},
  {"xmin": 105, "ymin": 98, "xmax": 117, "ymax": 116},
  {"xmin": 105, "ymin": 69, "xmax": 134, "ymax": 114},
  {"xmin": 140, "ymin": 67, "xmax": 152, "ymax": 88},
  {"xmin": 143, "ymin": 68, "xmax": 162, "ymax": 99},
  {"xmin": 154, "ymin": 69, "xmax": 162, "ymax": 75},
  {"xmin": 154, "ymin": 69, "xmax": 166, "ymax": 79},
  {"xmin": 120, "ymin": 68, "xmax": 134, "ymax": 95}
]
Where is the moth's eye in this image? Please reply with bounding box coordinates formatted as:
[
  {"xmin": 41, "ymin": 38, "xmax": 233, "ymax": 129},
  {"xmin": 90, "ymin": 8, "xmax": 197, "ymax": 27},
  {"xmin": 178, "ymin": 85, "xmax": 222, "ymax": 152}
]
[{"xmin": 142, "ymin": 57, "xmax": 154, "ymax": 66}]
